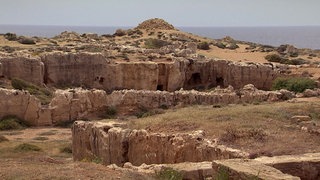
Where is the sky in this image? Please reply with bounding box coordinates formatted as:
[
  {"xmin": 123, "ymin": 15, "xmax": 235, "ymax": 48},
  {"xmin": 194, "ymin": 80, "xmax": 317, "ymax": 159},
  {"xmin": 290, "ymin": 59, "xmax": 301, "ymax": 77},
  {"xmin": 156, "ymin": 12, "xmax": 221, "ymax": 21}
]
[{"xmin": 1, "ymin": 0, "xmax": 320, "ymax": 27}]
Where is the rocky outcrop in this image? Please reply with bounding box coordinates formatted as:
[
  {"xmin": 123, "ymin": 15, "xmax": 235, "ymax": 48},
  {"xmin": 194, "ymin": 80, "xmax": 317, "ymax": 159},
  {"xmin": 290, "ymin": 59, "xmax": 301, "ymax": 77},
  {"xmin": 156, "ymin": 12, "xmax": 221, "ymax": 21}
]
[
  {"xmin": 212, "ymin": 159, "xmax": 300, "ymax": 180},
  {"xmin": 255, "ymin": 153, "xmax": 320, "ymax": 180},
  {"xmin": 0, "ymin": 88, "xmax": 51, "ymax": 126},
  {"xmin": 72, "ymin": 121, "xmax": 249, "ymax": 166},
  {"xmin": 0, "ymin": 56, "xmax": 44, "ymax": 85},
  {"xmin": 0, "ymin": 86, "xmax": 294, "ymax": 126},
  {"xmin": 1, "ymin": 52, "xmax": 278, "ymax": 92}
]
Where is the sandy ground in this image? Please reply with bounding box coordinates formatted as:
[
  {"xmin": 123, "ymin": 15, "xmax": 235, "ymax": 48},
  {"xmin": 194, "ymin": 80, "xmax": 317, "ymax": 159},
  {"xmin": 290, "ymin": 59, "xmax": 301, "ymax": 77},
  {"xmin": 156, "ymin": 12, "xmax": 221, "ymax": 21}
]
[{"xmin": 0, "ymin": 128, "xmax": 151, "ymax": 180}]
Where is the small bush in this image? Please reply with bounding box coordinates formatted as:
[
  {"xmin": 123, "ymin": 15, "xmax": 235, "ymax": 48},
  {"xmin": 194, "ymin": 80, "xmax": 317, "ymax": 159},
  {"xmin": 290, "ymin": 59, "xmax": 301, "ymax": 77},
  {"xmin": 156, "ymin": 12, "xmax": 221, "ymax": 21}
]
[
  {"xmin": 215, "ymin": 42, "xmax": 226, "ymax": 49},
  {"xmin": 215, "ymin": 167, "xmax": 229, "ymax": 180},
  {"xmin": 18, "ymin": 37, "xmax": 36, "ymax": 45},
  {"xmin": 197, "ymin": 41, "xmax": 210, "ymax": 50},
  {"xmin": 144, "ymin": 38, "xmax": 169, "ymax": 49},
  {"xmin": 14, "ymin": 143, "xmax": 42, "ymax": 152},
  {"xmin": 0, "ymin": 116, "xmax": 27, "ymax": 130},
  {"xmin": 60, "ymin": 145, "xmax": 72, "ymax": 154},
  {"xmin": 0, "ymin": 135, "xmax": 9, "ymax": 142},
  {"xmin": 4, "ymin": 33, "xmax": 17, "ymax": 41},
  {"xmin": 156, "ymin": 167, "xmax": 183, "ymax": 180},
  {"xmin": 227, "ymin": 43, "xmax": 239, "ymax": 50},
  {"xmin": 265, "ymin": 54, "xmax": 283, "ymax": 62},
  {"xmin": 289, "ymin": 58, "xmax": 309, "ymax": 65},
  {"xmin": 272, "ymin": 77, "xmax": 317, "ymax": 93},
  {"xmin": 101, "ymin": 106, "xmax": 117, "ymax": 119},
  {"xmin": 114, "ymin": 29, "xmax": 126, "ymax": 36}
]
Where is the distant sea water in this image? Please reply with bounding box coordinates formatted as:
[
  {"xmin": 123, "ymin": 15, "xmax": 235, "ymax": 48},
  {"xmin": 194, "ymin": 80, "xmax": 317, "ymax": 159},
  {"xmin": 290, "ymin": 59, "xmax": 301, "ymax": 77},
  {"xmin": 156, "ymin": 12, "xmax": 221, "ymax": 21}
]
[{"xmin": 0, "ymin": 25, "xmax": 320, "ymax": 49}]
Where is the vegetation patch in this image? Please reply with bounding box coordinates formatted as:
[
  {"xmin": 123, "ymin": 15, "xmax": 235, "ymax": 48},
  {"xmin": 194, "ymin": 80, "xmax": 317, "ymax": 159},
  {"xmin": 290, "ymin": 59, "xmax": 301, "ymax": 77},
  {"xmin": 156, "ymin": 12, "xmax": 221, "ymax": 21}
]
[
  {"xmin": 14, "ymin": 143, "xmax": 42, "ymax": 152},
  {"xmin": 11, "ymin": 78, "xmax": 53, "ymax": 105},
  {"xmin": 60, "ymin": 145, "xmax": 72, "ymax": 154},
  {"xmin": 0, "ymin": 116, "xmax": 28, "ymax": 131},
  {"xmin": 33, "ymin": 136, "xmax": 49, "ymax": 141},
  {"xmin": 220, "ymin": 127, "xmax": 267, "ymax": 143},
  {"xmin": 100, "ymin": 106, "xmax": 117, "ymax": 119},
  {"xmin": 155, "ymin": 167, "xmax": 183, "ymax": 180},
  {"xmin": 144, "ymin": 38, "xmax": 169, "ymax": 49},
  {"xmin": 38, "ymin": 131, "xmax": 56, "ymax": 136},
  {"xmin": 272, "ymin": 77, "xmax": 317, "ymax": 93},
  {"xmin": 197, "ymin": 41, "xmax": 210, "ymax": 50}
]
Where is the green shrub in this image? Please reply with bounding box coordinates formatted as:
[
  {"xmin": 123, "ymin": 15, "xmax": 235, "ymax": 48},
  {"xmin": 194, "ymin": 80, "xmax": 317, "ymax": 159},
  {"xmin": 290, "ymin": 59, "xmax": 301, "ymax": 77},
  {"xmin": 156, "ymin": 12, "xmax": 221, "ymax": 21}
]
[
  {"xmin": 101, "ymin": 106, "xmax": 117, "ymax": 119},
  {"xmin": 18, "ymin": 37, "xmax": 36, "ymax": 45},
  {"xmin": 215, "ymin": 42, "xmax": 226, "ymax": 49},
  {"xmin": 0, "ymin": 116, "xmax": 27, "ymax": 130},
  {"xmin": 197, "ymin": 41, "xmax": 210, "ymax": 50},
  {"xmin": 272, "ymin": 77, "xmax": 317, "ymax": 93},
  {"xmin": 32, "ymin": 136, "xmax": 49, "ymax": 141},
  {"xmin": 265, "ymin": 54, "xmax": 283, "ymax": 62},
  {"xmin": 156, "ymin": 167, "xmax": 183, "ymax": 180},
  {"xmin": 4, "ymin": 33, "xmax": 17, "ymax": 41},
  {"xmin": 289, "ymin": 58, "xmax": 309, "ymax": 65},
  {"xmin": 215, "ymin": 167, "xmax": 229, "ymax": 180},
  {"xmin": 11, "ymin": 78, "xmax": 52, "ymax": 105},
  {"xmin": 14, "ymin": 143, "xmax": 42, "ymax": 152},
  {"xmin": 0, "ymin": 135, "xmax": 9, "ymax": 142},
  {"xmin": 60, "ymin": 145, "xmax": 72, "ymax": 154},
  {"xmin": 114, "ymin": 29, "xmax": 126, "ymax": 36},
  {"xmin": 144, "ymin": 38, "xmax": 169, "ymax": 49},
  {"xmin": 227, "ymin": 43, "xmax": 239, "ymax": 50}
]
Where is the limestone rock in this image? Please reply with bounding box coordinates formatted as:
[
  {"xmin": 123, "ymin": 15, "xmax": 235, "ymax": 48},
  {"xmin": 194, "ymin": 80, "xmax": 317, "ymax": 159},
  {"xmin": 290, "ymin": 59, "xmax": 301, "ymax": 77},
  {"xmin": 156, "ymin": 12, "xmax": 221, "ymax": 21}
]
[
  {"xmin": 0, "ymin": 56, "xmax": 44, "ymax": 85},
  {"xmin": 212, "ymin": 159, "xmax": 300, "ymax": 180},
  {"xmin": 72, "ymin": 121, "xmax": 249, "ymax": 166}
]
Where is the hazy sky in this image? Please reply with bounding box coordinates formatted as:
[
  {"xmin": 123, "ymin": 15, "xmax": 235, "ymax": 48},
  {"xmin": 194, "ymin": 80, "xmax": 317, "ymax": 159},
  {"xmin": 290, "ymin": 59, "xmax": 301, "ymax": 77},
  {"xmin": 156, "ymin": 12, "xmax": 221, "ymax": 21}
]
[{"xmin": 1, "ymin": 0, "xmax": 320, "ymax": 27}]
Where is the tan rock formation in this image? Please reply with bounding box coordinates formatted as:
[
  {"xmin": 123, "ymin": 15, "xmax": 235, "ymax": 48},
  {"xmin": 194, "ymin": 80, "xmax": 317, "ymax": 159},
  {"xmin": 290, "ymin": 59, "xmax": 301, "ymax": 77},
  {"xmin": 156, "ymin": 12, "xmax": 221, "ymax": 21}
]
[
  {"xmin": 0, "ymin": 88, "xmax": 46, "ymax": 125},
  {"xmin": 72, "ymin": 121, "xmax": 249, "ymax": 166},
  {"xmin": 255, "ymin": 153, "xmax": 320, "ymax": 179},
  {"xmin": 0, "ymin": 56, "xmax": 44, "ymax": 85},
  {"xmin": 0, "ymin": 86, "xmax": 293, "ymax": 126},
  {"xmin": 212, "ymin": 159, "xmax": 300, "ymax": 180}
]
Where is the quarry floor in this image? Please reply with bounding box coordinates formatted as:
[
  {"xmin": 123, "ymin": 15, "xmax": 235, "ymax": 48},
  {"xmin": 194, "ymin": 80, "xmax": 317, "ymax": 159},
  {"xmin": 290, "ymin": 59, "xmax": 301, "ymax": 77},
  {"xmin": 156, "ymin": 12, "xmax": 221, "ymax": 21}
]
[{"xmin": 0, "ymin": 97, "xmax": 320, "ymax": 179}]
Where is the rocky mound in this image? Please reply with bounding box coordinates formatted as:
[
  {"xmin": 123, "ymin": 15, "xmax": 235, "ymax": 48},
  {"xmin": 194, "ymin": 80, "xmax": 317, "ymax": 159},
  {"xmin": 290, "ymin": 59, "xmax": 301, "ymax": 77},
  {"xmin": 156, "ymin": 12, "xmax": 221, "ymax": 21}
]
[{"xmin": 136, "ymin": 18, "xmax": 175, "ymax": 30}]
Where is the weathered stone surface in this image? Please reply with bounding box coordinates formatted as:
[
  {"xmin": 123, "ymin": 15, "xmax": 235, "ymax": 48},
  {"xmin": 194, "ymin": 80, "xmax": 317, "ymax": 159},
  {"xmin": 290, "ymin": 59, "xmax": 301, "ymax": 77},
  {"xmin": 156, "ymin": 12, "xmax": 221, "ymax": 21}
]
[
  {"xmin": 212, "ymin": 159, "xmax": 300, "ymax": 180},
  {"xmin": 255, "ymin": 153, "xmax": 320, "ymax": 180},
  {"xmin": 0, "ymin": 56, "xmax": 44, "ymax": 85},
  {"xmin": 0, "ymin": 86, "xmax": 293, "ymax": 126},
  {"xmin": 121, "ymin": 161, "xmax": 213, "ymax": 180},
  {"xmin": 72, "ymin": 121, "xmax": 249, "ymax": 166},
  {"xmin": 0, "ymin": 88, "xmax": 42, "ymax": 125}
]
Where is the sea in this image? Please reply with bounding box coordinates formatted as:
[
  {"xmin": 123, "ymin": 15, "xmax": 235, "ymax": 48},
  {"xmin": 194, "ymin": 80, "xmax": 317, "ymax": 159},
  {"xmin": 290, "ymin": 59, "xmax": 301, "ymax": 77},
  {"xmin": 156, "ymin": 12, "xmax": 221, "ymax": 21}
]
[{"xmin": 0, "ymin": 25, "xmax": 320, "ymax": 49}]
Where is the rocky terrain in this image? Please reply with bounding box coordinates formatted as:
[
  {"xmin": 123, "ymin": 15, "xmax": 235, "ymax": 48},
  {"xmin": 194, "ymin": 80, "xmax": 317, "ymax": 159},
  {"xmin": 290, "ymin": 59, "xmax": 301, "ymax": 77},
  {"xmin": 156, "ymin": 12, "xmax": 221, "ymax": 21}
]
[{"xmin": 0, "ymin": 18, "xmax": 320, "ymax": 179}]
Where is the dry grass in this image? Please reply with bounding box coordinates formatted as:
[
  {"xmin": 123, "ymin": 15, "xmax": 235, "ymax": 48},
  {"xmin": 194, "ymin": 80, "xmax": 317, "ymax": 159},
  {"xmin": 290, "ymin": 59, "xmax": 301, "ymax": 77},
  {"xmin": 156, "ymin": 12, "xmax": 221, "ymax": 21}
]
[
  {"xmin": 128, "ymin": 100, "xmax": 320, "ymax": 156},
  {"xmin": 0, "ymin": 127, "xmax": 150, "ymax": 179}
]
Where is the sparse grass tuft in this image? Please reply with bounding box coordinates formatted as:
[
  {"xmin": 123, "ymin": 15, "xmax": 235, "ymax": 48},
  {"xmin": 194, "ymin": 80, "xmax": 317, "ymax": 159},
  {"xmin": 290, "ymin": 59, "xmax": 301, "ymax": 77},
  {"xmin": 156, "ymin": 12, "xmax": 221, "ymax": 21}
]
[
  {"xmin": 60, "ymin": 144, "xmax": 72, "ymax": 154},
  {"xmin": 11, "ymin": 78, "xmax": 53, "ymax": 105},
  {"xmin": 156, "ymin": 167, "xmax": 183, "ymax": 180},
  {"xmin": 144, "ymin": 38, "xmax": 169, "ymax": 49},
  {"xmin": 0, "ymin": 116, "xmax": 28, "ymax": 131},
  {"xmin": 14, "ymin": 143, "xmax": 42, "ymax": 152},
  {"xmin": 33, "ymin": 136, "xmax": 49, "ymax": 141}
]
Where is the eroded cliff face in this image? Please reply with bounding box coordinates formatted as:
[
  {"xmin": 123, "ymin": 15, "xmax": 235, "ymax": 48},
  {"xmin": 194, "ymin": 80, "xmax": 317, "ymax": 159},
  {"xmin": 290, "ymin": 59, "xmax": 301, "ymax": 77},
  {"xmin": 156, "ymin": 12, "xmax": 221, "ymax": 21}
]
[
  {"xmin": 0, "ymin": 57, "xmax": 44, "ymax": 85},
  {"xmin": 0, "ymin": 86, "xmax": 294, "ymax": 126},
  {"xmin": 72, "ymin": 121, "xmax": 249, "ymax": 166},
  {"xmin": 0, "ymin": 52, "xmax": 278, "ymax": 91}
]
